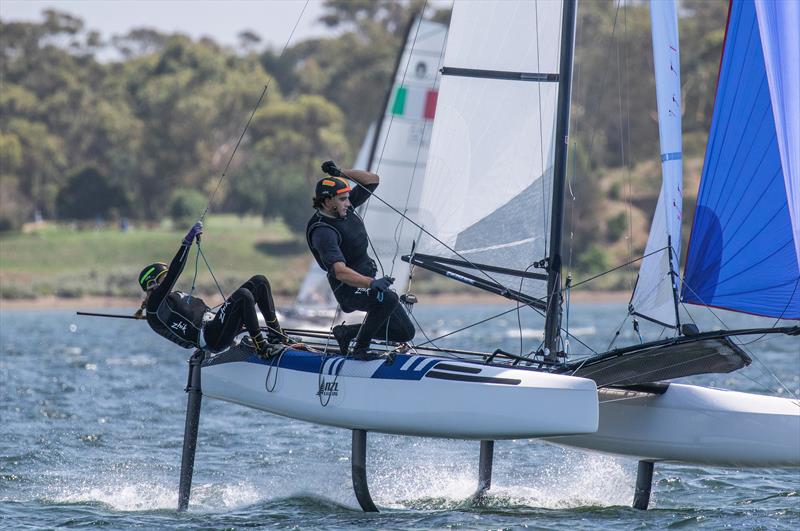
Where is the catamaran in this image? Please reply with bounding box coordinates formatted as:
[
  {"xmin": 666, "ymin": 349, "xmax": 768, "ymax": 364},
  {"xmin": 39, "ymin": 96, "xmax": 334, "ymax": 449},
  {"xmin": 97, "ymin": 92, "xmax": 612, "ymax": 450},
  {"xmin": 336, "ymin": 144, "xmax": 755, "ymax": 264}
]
[{"xmin": 170, "ymin": 0, "xmax": 799, "ymax": 513}]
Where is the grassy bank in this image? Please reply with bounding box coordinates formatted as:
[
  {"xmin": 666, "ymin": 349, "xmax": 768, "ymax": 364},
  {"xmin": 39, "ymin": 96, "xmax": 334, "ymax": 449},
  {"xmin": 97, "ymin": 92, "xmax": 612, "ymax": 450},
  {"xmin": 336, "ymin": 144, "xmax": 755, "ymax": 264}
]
[
  {"xmin": 0, "ymin": 215, "xmax": 311, "ymax": 300},
  {"xmin": 0, "ymin": 214, "xmax": 638, "ymax": 302}
]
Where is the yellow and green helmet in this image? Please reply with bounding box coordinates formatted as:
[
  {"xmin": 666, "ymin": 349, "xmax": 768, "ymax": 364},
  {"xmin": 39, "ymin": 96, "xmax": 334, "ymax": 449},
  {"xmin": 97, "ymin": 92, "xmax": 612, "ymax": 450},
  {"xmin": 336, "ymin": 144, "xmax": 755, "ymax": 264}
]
[{"xmin": 138, "ymin": 262, "xmax": 168, "ymax": 292}]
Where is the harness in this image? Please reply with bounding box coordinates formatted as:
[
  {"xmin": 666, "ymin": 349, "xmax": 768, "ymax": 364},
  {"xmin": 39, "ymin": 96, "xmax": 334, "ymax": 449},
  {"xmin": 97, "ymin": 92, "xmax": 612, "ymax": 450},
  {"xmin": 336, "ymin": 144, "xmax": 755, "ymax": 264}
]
[{"xmin": 305, "ymin": 208, "xmax": 376, "ymax": 277}]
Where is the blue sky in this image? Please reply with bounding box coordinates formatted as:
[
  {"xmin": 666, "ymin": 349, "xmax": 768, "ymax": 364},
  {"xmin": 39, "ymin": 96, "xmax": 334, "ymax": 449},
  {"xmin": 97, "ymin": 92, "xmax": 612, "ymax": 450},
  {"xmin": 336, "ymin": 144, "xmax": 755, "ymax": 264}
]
[{"xmin": 1, "ymin": 0, "xmax": 327, "ymax": 50}]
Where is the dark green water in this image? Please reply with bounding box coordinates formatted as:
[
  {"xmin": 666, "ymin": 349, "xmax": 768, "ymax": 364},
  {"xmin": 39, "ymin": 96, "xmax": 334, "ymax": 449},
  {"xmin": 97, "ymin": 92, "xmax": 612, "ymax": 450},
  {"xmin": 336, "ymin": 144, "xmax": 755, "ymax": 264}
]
[{"xmin": 1, "ymin": 303, "xmax": 798, "ymax": 529}]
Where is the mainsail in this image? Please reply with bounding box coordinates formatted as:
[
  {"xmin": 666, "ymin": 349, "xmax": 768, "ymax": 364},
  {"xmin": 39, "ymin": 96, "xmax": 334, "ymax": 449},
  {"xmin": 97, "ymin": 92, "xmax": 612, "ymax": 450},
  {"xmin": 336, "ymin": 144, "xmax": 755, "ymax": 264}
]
[
  {"xmin": 629, "ymin": 0, "xmax": 683, "ymax": 328},
  {"xmin": 682, "ymin": 0, "xmax": 800, "ymax": 319},
  {"xmin": 414, "ymin": 0, "xmax": 565, "ymax": 301}
]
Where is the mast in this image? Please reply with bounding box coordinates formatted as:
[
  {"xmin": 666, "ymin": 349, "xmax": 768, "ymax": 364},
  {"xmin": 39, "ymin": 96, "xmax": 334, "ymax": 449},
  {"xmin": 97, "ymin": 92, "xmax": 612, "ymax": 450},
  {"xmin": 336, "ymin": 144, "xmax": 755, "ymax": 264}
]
[{"xmin": 543, "ymin": 0, "xmax": 578, "ymax": 358}]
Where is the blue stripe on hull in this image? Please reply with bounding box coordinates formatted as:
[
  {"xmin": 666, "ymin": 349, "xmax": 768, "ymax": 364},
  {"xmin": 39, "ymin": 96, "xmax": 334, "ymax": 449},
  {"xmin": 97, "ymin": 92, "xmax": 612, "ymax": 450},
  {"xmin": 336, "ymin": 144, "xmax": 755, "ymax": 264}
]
[{"xmin": 242, "ymin": 349, "xmax": 442, "ymax": 381}]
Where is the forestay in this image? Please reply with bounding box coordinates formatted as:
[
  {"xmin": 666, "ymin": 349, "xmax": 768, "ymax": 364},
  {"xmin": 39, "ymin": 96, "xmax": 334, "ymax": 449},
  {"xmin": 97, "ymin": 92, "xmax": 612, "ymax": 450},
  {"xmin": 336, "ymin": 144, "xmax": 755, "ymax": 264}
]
[
  {"xmin": 629, "ymin": 0, "xmax": 683, "ymax": 328},
  {"xmin": 682, "ymin": 0, "xmax": 800, "ymax": 319},
  {"xmin": 415, "ymin": 0, "xmax": 563, "ymax": 299}
]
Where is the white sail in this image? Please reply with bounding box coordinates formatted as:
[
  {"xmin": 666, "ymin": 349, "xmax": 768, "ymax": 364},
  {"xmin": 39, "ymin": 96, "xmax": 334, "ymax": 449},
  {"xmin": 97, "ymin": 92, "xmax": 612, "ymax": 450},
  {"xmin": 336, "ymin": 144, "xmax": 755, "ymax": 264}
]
[
  {"xmin": 359, "ymin": 18, "xmax": 447, "ymax": 292},
  {"xmin": 415, "ymin": 0, "xmax": 563, "ymax": 299},
  {"xmin": 629, "ymin": 0, "xmax": 683, "ymax": 327}
]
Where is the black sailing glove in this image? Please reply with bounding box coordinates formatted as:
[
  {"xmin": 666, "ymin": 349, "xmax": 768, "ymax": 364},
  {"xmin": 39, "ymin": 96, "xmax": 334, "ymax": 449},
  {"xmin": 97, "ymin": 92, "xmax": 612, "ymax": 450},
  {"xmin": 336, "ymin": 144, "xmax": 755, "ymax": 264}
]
[
  {"xmin": 369, "ymin": 276, "xmax": 394, "ymax": 292},
  {"xmin": 182, "ymin": 221, "xmax": 203, "ymax": 245},
  {"xmin": 321, "ymin": 160, "xmax": 342, "ymax": 177}
]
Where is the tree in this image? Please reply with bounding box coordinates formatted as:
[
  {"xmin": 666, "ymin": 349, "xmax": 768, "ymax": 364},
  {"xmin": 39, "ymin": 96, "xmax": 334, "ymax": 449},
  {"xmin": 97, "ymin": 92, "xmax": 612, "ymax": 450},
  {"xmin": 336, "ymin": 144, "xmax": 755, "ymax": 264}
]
[
  {"xmin": 56, "ymin": 167, "xmax": 130, "ymax": 220},
  {"xmin": 169, "ymin": 188, "xmax": 207, "ymax": 227}
]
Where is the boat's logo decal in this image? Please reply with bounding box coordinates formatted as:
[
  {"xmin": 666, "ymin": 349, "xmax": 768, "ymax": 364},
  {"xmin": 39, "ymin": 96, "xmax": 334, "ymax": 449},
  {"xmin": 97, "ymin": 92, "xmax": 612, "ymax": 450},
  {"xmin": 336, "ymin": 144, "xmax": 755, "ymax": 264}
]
[{"xmin": 317, "ymin": 380, "xmax": 339, "ymax": 397}]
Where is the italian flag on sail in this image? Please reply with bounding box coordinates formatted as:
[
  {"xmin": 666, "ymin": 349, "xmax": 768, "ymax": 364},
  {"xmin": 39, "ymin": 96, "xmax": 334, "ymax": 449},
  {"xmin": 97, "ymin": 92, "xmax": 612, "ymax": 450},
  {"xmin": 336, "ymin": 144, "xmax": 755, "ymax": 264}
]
[{"xmin": 391, "ymin": 86, "xmax": 438, "ymax": 120}]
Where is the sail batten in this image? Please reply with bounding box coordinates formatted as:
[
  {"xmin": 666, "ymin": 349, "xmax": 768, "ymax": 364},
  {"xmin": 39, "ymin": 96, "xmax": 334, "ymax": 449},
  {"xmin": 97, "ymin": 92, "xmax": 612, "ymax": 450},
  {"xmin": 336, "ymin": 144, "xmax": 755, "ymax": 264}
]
[
  {"xmin": 441, "ymin": 67, "xmax": 559, "ymax": 82},
  {"xmin": 681, "ymin": 0, "xmax": 800, "ymax": 319}
]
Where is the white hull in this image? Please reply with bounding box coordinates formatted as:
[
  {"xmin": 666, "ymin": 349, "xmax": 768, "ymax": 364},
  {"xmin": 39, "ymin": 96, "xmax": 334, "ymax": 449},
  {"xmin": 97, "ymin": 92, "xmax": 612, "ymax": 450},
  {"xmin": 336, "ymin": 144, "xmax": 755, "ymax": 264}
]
[
  {"xmin": 201, "ymin": 349, "xmax": 599, "ymax": 439},
  {"xmin": 549, "ymin": 383, "xmax": 800, "ymax": 467}
]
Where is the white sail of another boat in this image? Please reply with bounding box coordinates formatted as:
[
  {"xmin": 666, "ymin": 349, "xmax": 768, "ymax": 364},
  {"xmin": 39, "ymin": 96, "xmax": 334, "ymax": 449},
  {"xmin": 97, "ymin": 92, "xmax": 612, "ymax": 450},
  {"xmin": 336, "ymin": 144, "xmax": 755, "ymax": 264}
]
[
  {"xmin": 358, "ymin": 18, "xmax": 447, "ymax": 291},
  {"xmin": 629, "ymin": 0, "xmax": 684, "ymax": 328}
]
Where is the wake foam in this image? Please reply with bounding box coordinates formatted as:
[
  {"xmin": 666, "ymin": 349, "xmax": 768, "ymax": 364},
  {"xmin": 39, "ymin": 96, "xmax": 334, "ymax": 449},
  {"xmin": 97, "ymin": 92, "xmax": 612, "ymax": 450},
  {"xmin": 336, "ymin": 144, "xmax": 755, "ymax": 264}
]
[
  {"xmin": 366, "ymin": 439, "xmax": 634, "ymax": 510},
  {"xmin": 50, "ymin": 480, "xmax": 263, "ymax": 513}
]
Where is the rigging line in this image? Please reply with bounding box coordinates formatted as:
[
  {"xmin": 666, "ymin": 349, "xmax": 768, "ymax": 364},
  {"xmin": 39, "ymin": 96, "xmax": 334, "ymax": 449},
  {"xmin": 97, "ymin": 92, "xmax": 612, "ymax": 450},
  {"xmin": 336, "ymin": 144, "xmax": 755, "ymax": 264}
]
[
  {"xmin": 413, "ymin": 305, "xmax": 525, "ymax": 349},
  {"xmin": 346, "ymin": 179, "xmax": 516, "ymax": 293},
  {"xmin": 389, "ymin": 9, "xmax": 448, "ymax": 280},
  {"xmin": 534, "ymin": 0, "xmax": 549, "ymax": 255},
  {"xmin": 413, "ymin": 301, "xmax": 598, "ymax": 357},
  {"xmin": 616, "ymin": 0, "xmax": 634, "ymax": 293},
  {"xmin": 356, "ymin": 209, "xmax": 385, "ymax": 277},
  {"xmin": 680, "ymin": 301, "xmax": 699, "ymax": 327},
  {"xmin": 606, "ymin": 313, "xmax": 630, "ymax": 351},
  {"xmin": 565, "ymin": 0, "xmax": 583, "ymax": 282},
  {"xmin": 197, "ymin": 244, "xmax": 227, "ymax": 302},
  {"xmin": 406, "ymin": 310, "xmax": 448, "ymax": 357},
  {"xmin": 516, "ymin": 263, "xmax": 537, "ymax": 356},
  {"xmin": 680, "ymin": 279, "xmax": 798, "ymax": 401},
  {"xmin": 583, "ymin": 0, "xmax": 622, "ymax": 165},
  {"xmin": 189, "ymin": 242, "xmax": 202, "ymax": 300},
  {"xmin": 735, "ymin": 276, "xmax": 800, "ymax": 346},
  {"xmin": 199, "ymin": 0, "xmax": 310, "ymax": 221},
  {"xmin": 569, "ymin": 245, "xmax": 669, "ymax": 291},
  {"xmin": 737, "ymin": 366, "xmax": 796, "ymax": 399}
]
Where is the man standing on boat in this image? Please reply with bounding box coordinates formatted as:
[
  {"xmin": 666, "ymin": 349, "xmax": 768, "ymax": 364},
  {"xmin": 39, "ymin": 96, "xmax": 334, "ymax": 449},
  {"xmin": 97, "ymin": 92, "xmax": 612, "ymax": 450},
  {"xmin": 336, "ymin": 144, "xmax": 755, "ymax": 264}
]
[{"xmin": 306, "ymin": 160, "xmax": 415, "ymax": 360}]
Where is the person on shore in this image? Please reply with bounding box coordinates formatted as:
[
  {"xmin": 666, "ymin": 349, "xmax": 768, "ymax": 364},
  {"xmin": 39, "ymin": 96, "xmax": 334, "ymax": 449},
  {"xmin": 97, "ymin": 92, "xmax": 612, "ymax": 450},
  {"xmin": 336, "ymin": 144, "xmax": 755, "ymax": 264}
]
[
  {"xmin": 306, "ymin": 160, "xmax": 415, "ymax": 360},
  {"xmin": 136, "ymin": 222, "xmax": 293, "ymax": 357}
]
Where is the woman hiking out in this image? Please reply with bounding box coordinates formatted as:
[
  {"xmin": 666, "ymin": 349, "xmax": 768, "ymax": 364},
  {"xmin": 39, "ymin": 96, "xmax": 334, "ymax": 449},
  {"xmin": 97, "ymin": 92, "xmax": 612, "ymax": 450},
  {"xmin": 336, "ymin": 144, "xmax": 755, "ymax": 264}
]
[{"xmin": 135, "ymin": 221, "xmax": 296, "ymax": 357}]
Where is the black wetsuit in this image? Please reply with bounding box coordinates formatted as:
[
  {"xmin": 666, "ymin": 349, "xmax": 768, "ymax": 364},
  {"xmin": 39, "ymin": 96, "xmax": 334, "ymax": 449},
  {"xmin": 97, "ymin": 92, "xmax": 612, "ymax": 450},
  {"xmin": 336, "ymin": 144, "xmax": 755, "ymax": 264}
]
[
  {"xmin": 145, "ymin": 242, "xmax": 281, "ymax": 352},
  {"xmin": 306, "ymin": 183, "xmax": 415, "ymax": 350}
]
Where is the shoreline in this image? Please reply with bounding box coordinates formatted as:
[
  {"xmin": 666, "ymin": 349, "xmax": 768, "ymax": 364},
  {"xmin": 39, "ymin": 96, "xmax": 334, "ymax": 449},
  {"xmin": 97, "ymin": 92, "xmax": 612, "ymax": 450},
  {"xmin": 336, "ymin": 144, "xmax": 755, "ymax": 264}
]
[{"xmin": 0, "ymin": 290, "xmax": 629, "ymax": 311}]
